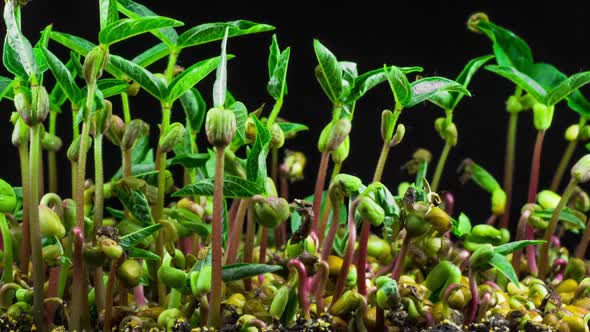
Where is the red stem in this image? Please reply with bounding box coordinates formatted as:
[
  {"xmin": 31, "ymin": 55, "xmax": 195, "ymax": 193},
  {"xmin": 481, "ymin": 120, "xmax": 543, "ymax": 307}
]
[
  {"xmin": 320, "ymin": 200, "xmax": 340, "ymax": 261},
  {"xmin": 288, "ymin": 259, "xmax": 310, "ymax": 320},
  {"xmin": 391, "ymin": 234, "xmax": 411, "ymax": 281},
  {"xmin": 103, "ymin": 258, "xmax": 120, "ymax": 332},
  {"xmin": 258, "ymin": 227, "xmax": 268, "ymax": 285},
  {"xmin": 243, "ymin": 205, "xmax": 256, "ymax": 291},
  {"xmin": 45, "ymin": 266, "xmax": 60, "ymax": 323},
  {"xmin": 225, "ymin": 199, "xmax": 250, "ymax": 264},
  {"xmin": 314, "ymin": 260, "xmax": 329, "ymax": 315},
  {"xmin": 528, "ymin": 130, "xmax": 546, "ymax": 203},
  {"xmin": 311, "ymin": 152, "xmax": 330, "ymax": 235},
  {"xmin": 511, "ymin": 209, "xmax": 531, "ymax": 276},
  {"xmin": 333, "ymin": 201, "xmax": 357, "ymax": 301},
  {"xmin": 356, "ymin": 221, "xmax": 370, "ymax": 295},
  {"xmin": 466, "ymin": 269, "xmax": 479, "ymax": 325}
]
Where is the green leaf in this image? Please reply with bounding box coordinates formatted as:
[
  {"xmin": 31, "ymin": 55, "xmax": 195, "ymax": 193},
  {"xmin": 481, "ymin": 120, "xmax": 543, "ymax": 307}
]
[
  {"xmin": 3, "ymin": 1, "xmax": 36, "ymax": 77},
  {"xmin": 313, "ymin": 39, "xmax": 343, "ymax": 103},
  {"xmin": 116, "ymin": 0, "xmax": 179, "ymax": 46},
  {"xmin": 132, "ymin": 42, "xmax": 169, "ymax": 68},
  {"xmin": 449, "ymin": 54, "xmax": 494, "ymax": 109},
  {"xmin": 347, "ymin": 65, "xmax": 423, "ymax": 103},
  {"xmin": 229, "ymin": 101, "xmax": 248, "ymax": 147},
  {"xmin": 246, "ymin": 115, "xmax": 271, "ymax": 186},
  {"xmin": 113, "ymin": 188, "xmax": 153, "ymax": 226},
  {"xmin": 127, "ymin": 247, "xmax": 160, "ymax": 260},
  {"xmin": 40, "ymin": 46, "xmax": 82, "ymax": 104},
  {"xmin": 213, "ymin": 28, "xmax": 229, "ymax": 108},
  {"xmin": 109, "ymin": 54, "xmax": 165, "ymax": 100},
  {"xmin": 48, "ymin": 31, "xmax": 95, "ymax": 56},
  {"xmin": 451, "ymin": 212, "xmax": 472, "ymax": 238},
  {"xmin": 493, "ymin": 240, "xmax": 545, "ymax": 256},
  {"xmin": 169, "ymin": 153, "xmax": 209, "ymax": 169},
  {"xmin": 278, "ymin": 122, "xmax": 308, "ymax": 136},
  {"xmin": 99, "ymin": 16, "xmax": 184, "ymax": 46},
  {"xmin": 267, "ymin": 35, "xmax": 290, "ymax": 101},
  {"xmin": 106, "ymin": 207, "xmax": 124, "ymax": 219},
  {"xmin": 180, "ymin": 88, "xmax": 206, "ymax": 132},
  {"xmin": 96, "ymin": 78, "xmax": 129, "ymax": 98},
  {"xmin": 173, "ymin": 175, "xmax": 264, "ymax": 198},
  {"xmin": 567, "ymin": 90, "xmax": 590, "ymax": 117},
  {"xmin": 547, "ymin": 71, "xmax": 590, "ymax": 106},
  {"xmin": 176, "ymin": 20, "xmax": 274, "ymax": 50},
  {"xmin": 99, "ymin": 0, "xmax": 119, "ymax": 30},
  {"xmin": 477, "ymin": 20, "xmax": 533, "ymax": 72},
  {"xmin": 165, "ymin": 208, "xmax": 211, "ymax": 237},
  {"xmin": 119, "ymin": 223, "xmax": 162, "ymax": 248},
  {"xmin": 488, "ymin": 252, "xmax": 520, "ymax": 286},
  {"xmin": 408, "ymin": 77, "xmax": 470, "ymax": 107},
  {"xmin": 221, "ymin": 263, "xmax": 282, "ymax": 282},
  {"xmin": 385, "ymin": 65, "xmax": 412, "ymax": 107},
  {"xmin": 533, "ymin": 208, "xmax": 585, "ymax": 230},
  {"xmin": 527, "ymin": 63, "xmax": 567, "ymax": 91},
  {"xmin": 0, "ymin": 76, "xmax": 14, "ymax": 101},
  {"xmin": 485, "ymin": 65, "xmax": 546, "ymax": 102},
  {"xmin": 3, "ymin": 38, "xmax": 26, "ymax": 77},
  {"xmin": 166, "ymin": 55, "xmax": 224, "ymax": 103}
]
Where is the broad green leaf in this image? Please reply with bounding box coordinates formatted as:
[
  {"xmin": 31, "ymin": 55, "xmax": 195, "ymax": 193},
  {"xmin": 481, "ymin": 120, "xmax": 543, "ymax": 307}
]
[
  {"xmin": 164, "ymin": 208, "xmax": 211, "ymax": 237},
  {"xmin": 40, "ymin": 46, "xmax": 82, "ymax": 104},
  {"xmin": 169, "ymin": 153, "xmax": 209, "ymax": 169},
  {"xmin": 99, "ymin": 16, "xmax": 184, "ymax": 46},
  {"xmin": 99, "ymin": 0, "xmax": 119, "ymax": 30},
  {"xmin": 48, "ymin": 31, "xmax": 95, "ymax": 56},
  {"xmin": 533, "ymin": 208, "xmax": 585, "ymax": 230},
  {"xmin": 246, "ymin": 115, "xmax": 271, "ymax": 186},
  {"xmin": 547, "ymin": 71, "xmax": 590, "ymax": 106},
  {"xmin": 180, "ymin": 88, "xmax": 207, "ymax": 132},
  {"xmin": 221, "ymin": 263, "xmax": 282, "ymax": 282},
  {"xmin": 176, "ymin": 20, "xmax": 274, "ymax": 50},
  {"xmin": 106, "ymin": 207, "xmax": 124, "ymax": 219},
  {"xmin": 111, "ymin": 164, "xmax": 156, "ymax": 182},
  {"xmin": 172, "ymin": 175, "xmax": 265, "ymax": 198},
  {"xmin": 485, "ymin": 65, "xmax": 546, "ymax": 102},
  {"xmin": 278, "ymin": 122, "xmax": 308, "ymax": 136},
  {"xmin": 109, "ymin": 54, "xmax": 165, "ymax": 99},
  {"xmin": 460, "ymin": 159, "xmax": 502, "ymax": 193},
  {"xmin": 213, "ymin": 28, "xmax": 229, "ymax": 108},
  {"xmin": 450, "ymin": 54, "xmax": 494, "ymax": 109},
  {"xmin": 3, "ymin": 1, "xmax": 36, "ymax": 77},
  {"xmin": 488, "ymin": 252, "xmax": 520, "ymax": 286},
  {"xmin": 229, "ymin": 101, "xmax": 248, "ymax": 147},
  {"xmin": 478, "ymin": 20, "xmax": 533, "ymax": 72},
  {"xmin": 127, "ymin": 247, "xmax": 160, "ymax": 260},
  {"xmin": 408, "ymin": 77, "xmax": 471, "ymax": 107},
  {"xmin": 267, "ymin": 35, "xmax": 290, "ymax": 101},
  {"xmin": 96, "ymin": 78, "xmax": 129, "ymax": 98},
  {"xmin": 119, "ymin": 223, "xmax": 162, "ymax": 248},
  {"xmin": 166, "ymin": 55, "xmax": 224, "ymax": 103},
  {"xmin": 113, "ymin": 188, "xmax": 153, "ymax": 226},
  {"xmin": 313, "ymin": 39, "xmax": 343, "ymax": 103},
  {"xmin": 451, "ymin": 213, "xmax": 472, "ymax": 238},
  {"xmin": 567, "ymin": 90, "xmax": 590, "ymax": 117},
  {"xmin": 527, "ymin": 63, "xmax": 567, "ymax": 91},
  {"xmin": 493, "ymin": 240, "xmax": 545, "ymax": 256},
  {"xmin": 132, "ymin": 42, "xmax": 169, "ymax": 67},
  {"xmin": 3, "ymin": 38, "xmax": 26, "ymax": 77},
  {"xmin": 346, "ymin": 65, "xmax": 423, "ymax": 103},
  {"xmin": 385, "ymin": 65, "xmax": 412, "ymax": 107},
  {"xmin": 0, "ymin": 76, "xmax": 14, "ymax": 101},
  {"xmin": 116, "ymin": 0, "xmax": 179, "ymax": 46}
]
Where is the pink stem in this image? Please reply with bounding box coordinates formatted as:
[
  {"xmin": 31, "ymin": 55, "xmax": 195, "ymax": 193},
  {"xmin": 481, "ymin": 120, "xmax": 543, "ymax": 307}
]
[
  {"xmin": 441, "ymin": 191, "xmax": 454, "ymax": 216},
  {"xmin": 466, "ymin": 269, "xmax": 479, "ymax": 325},
  {"xmin": 225, "ymin": 199, "xmax": 250, "ymax": 264},
  {"xmin": 357, "ymin": 221, "xmax": 370, "ymax": 295},
  {"xmin": 314, "ymin": 260, "xmax": 330, "ymax": 316},
  {"xmin": 243, "ymin": 205, "xmax": 256, "ymax": 291},
  {"xmin": 391, "ymin": 235, "xmax": 411, "ymax": 281},
  {"xmin": 45, "ymin": 266, "xmax": 60, "ymax": 323},
  {"xmin": 258, "ymin": 227, "xmax": 268, "ymax": 285},
  {"xmin": 512, "ymin": 210, "xmax": 531, "ymax": 275},
  {"xmin": 133, "ymin": 284, "xmax": 147, "ymax": 307},
  {"xmin": 486, "ymin": 214, "xmax": 497, "ymax": 225},
  {"xmin": 311, "ymin": 152, "xmax": 330, "ymax": 235},
  {"xmin": 288, "ymin": 259, "xmax": 309, "ymax": 320},
  {"xmin": 320, "ymin": 200, "xmax": 340, "ymax": 261},
  {"xmin": 333, "ymin": 201, "xmax": 358, "ymax": 301}
]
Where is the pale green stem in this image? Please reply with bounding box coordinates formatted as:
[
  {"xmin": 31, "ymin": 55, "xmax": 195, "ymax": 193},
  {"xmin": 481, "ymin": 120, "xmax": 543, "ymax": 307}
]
[
  {"xmin": 93, "ymin": 133, "xmax": 105, "ymax": 312},
  {"xmin": 431, "ymin": 142, "xmax": 451, "ymax": 192}
]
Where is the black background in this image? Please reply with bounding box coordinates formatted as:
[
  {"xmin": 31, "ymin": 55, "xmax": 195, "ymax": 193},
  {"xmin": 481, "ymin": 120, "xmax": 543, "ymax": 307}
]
[{"xmin": 3, "ymin": 1, "xmax": 590, "ymax": 227}]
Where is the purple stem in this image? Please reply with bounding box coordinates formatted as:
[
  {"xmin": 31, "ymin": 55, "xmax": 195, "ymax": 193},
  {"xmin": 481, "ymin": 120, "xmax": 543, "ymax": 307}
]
[
  {"xmin": 391, "ymin": 234, "xmax": 411, "ymax": 281},
  {"xmin": 320, "ymin": 199, "xmax": 340, "ymax": 261},
  {"xmin": 512, "ymin": 209, "xmax": 531, "ymax": 275},
  {"xmin": 314, "ymin": 260, "xmax": 330, "ymax": 315},
  {"xmin": 333, "ymin": 201, "xmax": 358, "ymax": 301},
  {"xmin": 357, "ymin": 221, "xmax": 370, "ymax": 296},
  {"xmin": 466, "ymin": 269, "xmax": 479, "ymax": 325},
  {"xmin": 288, "ymin": 259, "xmax": 309, "ymax": 320},
  {"xmin": 258, "ymin": 227, "xmax": 268, "ymax": 285},
  {"xmin": 477, "ymin": 292, "xmax": 492, "ymax": 322}
]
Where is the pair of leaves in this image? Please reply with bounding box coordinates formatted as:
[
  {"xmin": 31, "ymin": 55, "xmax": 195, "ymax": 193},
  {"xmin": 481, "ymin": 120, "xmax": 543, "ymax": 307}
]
[
  {"xmin": 386, "ymin": 65, "xmax": 471, "ymax": 109},
  {"xmin": 533, "ymin": 207, "xmax": 586, "ymax": 231},
  {"xmin": 119, "ymin": 223, "xmax": 162, "ymax": 260},
  {"xmin": 267, "ymin": 35, "xmax": 290, "ymax": 101},
  {"xmin": 173, "ymin": 175, "xmax": 265, "ymax": 198},
  {"xmin": 99, "ymin": 16, "xmax": 184, "ymax": 46},
  {"xmin": 450, "ymin": 212, "xmax": 472, "ymax": 238},
  {"xmin": 112, "ymin": 183, "xmax": 153, "ymax": 226}
]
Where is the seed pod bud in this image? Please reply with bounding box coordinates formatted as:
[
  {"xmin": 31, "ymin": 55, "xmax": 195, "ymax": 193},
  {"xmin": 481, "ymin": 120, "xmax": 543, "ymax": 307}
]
[
  {"xmin": 331, "ymin": 136, "xmax": 349, "ymax": 164},
  {"xmin": 391, "ymin": 123, "xmax": 405, "ymax": 147},
  {"xmin": 158, "ymin": 265, "xmax": 187, "ymax": 290},
  {"xmin": 467, "ymin": 12, "xmax": 489, "ymax": 33},
  {"xmin": 105, "ymin": 115, "xmax": 125, "ymax": 146},
  {"xmin": 326, "ymin": 118, "xmax": 351, "ymax": 152},
  {"xmin": 381, "ymin": 109, "xmax": 396, "ymax": 143},
  {"xmin": 252, "ymin": 196, "xmax": 290, "ymax": 229},
  {"xmin": 194, "ymin": 266, "xmax": 211, "ymax": 295},
  {"xmin": 270, "ymin": 123, "xmax": 285, "ymax": 149},
  {"xmin": 491, "ymin": 189, "xmax": 507, "ymax": 215},
  {"xmin": 357, "ymin": 196, "xmax": 385, "ymax": 226},
  {"xmin": 329, "ymin": 174, "xmax": 362, "ymax": 201},
  {"xmin": 444, "ymin": 122, "xmax": 458, "ymax": 146},
  {"xmin": 205, "ymin": 107, "xmax": 237, "ymax": 148},
  {"xmin": 317, "ymin": 121, "xmax": 333, "ymax": 152},
  {"xmin": 506, "ymin": 95, "xmax": 523, "ymax": 113},
  {"xmin": 121, "ymin": 119, "xmax": 149, "ymax": 151},
  {"xmin": 329, "ymin": 290, "xmax": 362, "ymax": 316},
  {"xmin": 281, "ymin": 151, "xmax": 306, "ymax": 182},
  {"xmin": 565, "ymin": 125, "xmax": 580, "ymax": 142},
  {"xmin": 537, "ymin": 190, "xmax": 561, "ymax": 209},
  {"xmin": 0, "ymin": 179, "xmax": 16, "ymax": 214},
  {"xmin": 157, "ymin": 308, "xmax": 183, "ymax": 330},
  {"xmin": 425, "ymin": 206, "xmax": 451, "ymax": 233},
  {"xmin": 41, "ymin": 132, "xmax": 63, "ymax": 152},
  {"xmin": 572, "ymin": 155, "xmax": 590, "ymax": 184},
  {"xmin": 99, "ymin": 238, "xmax": 123, "ymax": 260},
  {"xmin": 28, "ymin": 85, "xmax": 50, "ymax": 125},
  {"xmin": 11, "ymin": 114, "xmax": 29, "ymax": 147},
  {"xmin": 565, "ymin": 258, "xmax": 586, "ymax": 282},
  {"xmin": 468, "ymin": 244, "xmax": 494, "ymax": 270},
  {"xmin": 269, "ymin": 285, "xmax": 290, "ymax": 318},
  {"xmin": 375, "ymin": 276, "xmax": 400, "ymax": 309},
  {"xmin": 159, "ymin": 122, "xmax": 185, "ymax": 153},
  {"xmin": 83, "ymin": 45, "xmax": 109, "ymax": 84},
  {"xmin": 532, "ymin": 103, "xmax": 554, "ymax": 131},
  {"xmin": 571, "ymin": 187, "xmax": 590, "ymax": 212},
  {"xmin": 117, "ymin": 259, "xmax": 142, "ymax": 288},
  {"xmin": 14, "ymin": 91, "xmax": 31, "ymax": 125},
  {"xmin": 67, "ymin": 135, "xmax": 92, "ymax": 162},
  {"xmin": 39, "ymin": 205, "xmax": 66, "ymax": 238},
  {"xmin": 91, "ymin": 100, "xmax": 112, "ymax": 136},
  {"xmin": 42, "ymin": 244, "xmax": 62, "ymax": 266}
]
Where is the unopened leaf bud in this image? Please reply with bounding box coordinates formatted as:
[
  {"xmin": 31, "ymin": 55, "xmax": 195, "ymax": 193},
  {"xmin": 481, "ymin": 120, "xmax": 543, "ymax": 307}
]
[
  {"xmin": 117, "ymin": 259, "xmax": 142, "ymax": 288},
  {"xmin": 425, "ymin": 206, "xmax": 451, "ymax": 233},
  {"xmin": 331, "ymin": 136, "xmax": 349, "ymax": 164},
  {"xmin": 506, "ymin": 95, "xmax": 523, "ymax": 113},
  {"xmin": 11, "ymin": 114, "xmax": 29, "ymax": 147},
  {"xmin": 491, "ymin": 189, "xmax": 507, "ymax": 215},
  {"xmin": 391, "ymin": 123, "xmax": 405, "ymax": 147},
  {"xmin": 270, "ymin": 123, "xmax": 285, "ymax": 149},
  {"xmin": 326, "ymin": 118, "xmax": 351, "ymax": 151},
  {"xmin": 565, "ymin": 125, "xmax": 580, "ymax": 142},
  {"xmin": 67, "ymin": 135, "xmax": 92, "ymax": 162},
  {"xmin": 380, "ymin": 109, "xmax": 396, "ymax": 143},
  {"xmin": 39, "ymin": 204, "xmax": 65, "ymax": 238},
  {"xmin": 281, "ymin": 151, "xmax": 306, "ymax": 182},
  {"xmin": 537, "ymin": 190, "xmax": 561, "ymax": 209},
  {"xmin": 357, "ymin": 196, "xmax": 385, "ymax": 226},
  {"xmin": 159, "ymin": 122, "xmax": 185, "ymax": 153},
  {"xmin": 121, "ymin": 119, "xmax": 149, "ymax": 151},
  {"xmin": 532, "ymin": 103, "xmax": 554, "ymax": 131},
  {"xmin": 252, "ymin": 196, "xmax": 290, "ymax": 229},
  {"xmin": 572, "ymin": 154, "xmax": 590, "ymax": 183},
  {"xmin": 41, "ymin": 132, "xmax": 63, "ymax": 152},
  {"xmin": 105, "ymin": 115, "xmax": 125, "ymax": 146},
  {"xmin": 91, "ymin": 100, "xmax": 112, "ymax": 136},
  {"xmin": 83, "ymin": 45, "xmax": 109, "ymax": 84},
  {"xmin": 29, "ymin": 85, "xmax": 50, "ymax": 125},
  {"xmin": 467, "ymin": 12, "xmax": 489, "ymax": 33},
  {"xmin": 329, "ymin": 174, "xmax": 362, "ymax": 201},
  {"xmin": 205, "ymin": 107, "xmax": 236, "ymax": 148},
  {"xmin": 0, "ymin": 179, "xmax": 16, "ymax": 213}
]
